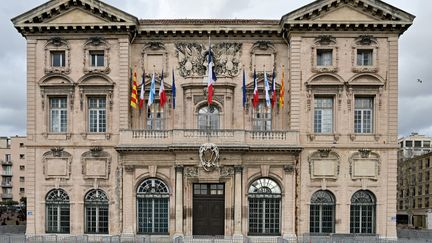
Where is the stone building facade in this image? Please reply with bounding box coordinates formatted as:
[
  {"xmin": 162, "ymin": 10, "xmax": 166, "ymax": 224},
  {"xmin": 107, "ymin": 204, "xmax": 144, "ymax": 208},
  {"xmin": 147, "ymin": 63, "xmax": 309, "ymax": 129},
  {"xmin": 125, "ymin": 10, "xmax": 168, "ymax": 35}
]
[
  {"xmin": 12, "ymin": 0, "xmax": 413, "ymax": 239},
  {"xmin": 0, "ymin": 136, "xmax": 27, "ymax": 202}
]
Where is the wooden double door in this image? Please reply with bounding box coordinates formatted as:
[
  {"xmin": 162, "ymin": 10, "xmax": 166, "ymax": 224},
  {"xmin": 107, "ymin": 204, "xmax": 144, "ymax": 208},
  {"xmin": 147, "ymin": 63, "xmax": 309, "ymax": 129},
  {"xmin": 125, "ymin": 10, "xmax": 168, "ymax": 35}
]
[{"xmin": 192, "ymin": 183, "xmax": 225, "ymax": 236}]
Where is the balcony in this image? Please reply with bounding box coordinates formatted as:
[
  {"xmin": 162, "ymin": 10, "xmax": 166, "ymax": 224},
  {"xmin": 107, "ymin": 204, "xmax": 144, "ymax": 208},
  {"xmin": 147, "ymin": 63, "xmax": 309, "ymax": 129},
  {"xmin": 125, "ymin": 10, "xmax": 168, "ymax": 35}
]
[
  {"xmin": 1, "ymin": 193, "xmax": 12, "ymax": 199},
  {"xmin": 1, "ymin": 182, "xmax": 12, "ymax": 188},
  {"xmin": 0, "ymin": 160, "xmax": 12, "ymax": 166},
  {"xmin": 119, "ymin": 129, "xmax": 300, "ymax": 151},
  {"xmin": 1, "ymin": 172, "xmax": 12, "ymax": 177}
]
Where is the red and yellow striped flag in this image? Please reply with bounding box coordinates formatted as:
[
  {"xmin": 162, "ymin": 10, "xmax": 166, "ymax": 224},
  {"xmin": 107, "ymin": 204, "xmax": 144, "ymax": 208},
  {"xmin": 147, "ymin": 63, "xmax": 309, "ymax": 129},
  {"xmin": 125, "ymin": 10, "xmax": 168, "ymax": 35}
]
[
  {"xmin": 278, "ymin": 69, "xmax": 285, "ymax": 109},
  {"xmin": 130, "ymin": 68, "xmax": 138, "ymax": 109}
]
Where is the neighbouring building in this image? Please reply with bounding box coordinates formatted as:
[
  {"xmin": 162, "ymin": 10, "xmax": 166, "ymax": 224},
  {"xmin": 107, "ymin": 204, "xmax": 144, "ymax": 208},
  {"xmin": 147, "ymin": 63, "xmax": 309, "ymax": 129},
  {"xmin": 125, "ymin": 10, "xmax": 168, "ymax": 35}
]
[
  {"xmin": 0, "ymin": 136, "xmax": 27, "ymax": 202},
  {"xmin": 397, "ymin": 133, "xmax": 432, "ymax": 229},
  {"xmin": 12, "ymin": 0, "xmax": 414, "ymax": 239}
]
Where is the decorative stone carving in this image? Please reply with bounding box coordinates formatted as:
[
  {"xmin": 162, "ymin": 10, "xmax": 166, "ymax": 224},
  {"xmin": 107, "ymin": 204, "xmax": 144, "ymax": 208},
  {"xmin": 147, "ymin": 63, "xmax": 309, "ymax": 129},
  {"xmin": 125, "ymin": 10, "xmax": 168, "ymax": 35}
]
[
  {"xmin": 283, "ymin": 164, "xmax": 295, "ymax": 174},
  {"xmin": 176, "ymin": 42, "xmax": 242, "ymax": 78},
  {"xmin": 193, "ymin": 95, "xmax": 224, "ymax": 106},
  {"xmin": 220, "ymin": 166, "xmax": 234, "ymax": 177},
  {"xmin": 356, "ymin": 35, "xmax": 377, "ymax": 46},
  {"xmin": 199, "ymin": 143, "xmax": 220, "ymax": 171},
  {"xmin": 184, "ymin": 167, "xmax": 198, "ymax": 177},
  {"xmin": 81, "ymin": 148, "xmax": 112, "ymax": 179},
  {"xmin": 83, "ymin": 36, "xmax": 111, "ymax": 74},
  {"xmin": 234, "ymin": 165, "xmax": 243, "ymax": 173},
  {"xmin": 175, "ymin": 165, "xmax": 184, "ymax": 173},
  {"xmin": 308, "ymin": 150, "xmax": 340, "ymax": 180},
  {"xmin": 44, "ymin": 37, "xmax": 71, "ymax": 74},
  {"xmin": 141, "ymin": 42, "xmax": 168, "ymax": 77},
  {"xmin": 315, "ymin": 35, "xmax": 336, "ymax": 45},
  {"xmin": 349, "ymin": 150, "xmax": 381, "ymax": 180},
  {"xmin": 124, "ymin": 165, "xmax": 134, "ymax": 173},
  {"xmin": 43, "ymin": 148, "xmax": 72, "ymax": 179},
  {"xmin": 250, "ymin": 41, "xmax": 276, "ymax": 73}
]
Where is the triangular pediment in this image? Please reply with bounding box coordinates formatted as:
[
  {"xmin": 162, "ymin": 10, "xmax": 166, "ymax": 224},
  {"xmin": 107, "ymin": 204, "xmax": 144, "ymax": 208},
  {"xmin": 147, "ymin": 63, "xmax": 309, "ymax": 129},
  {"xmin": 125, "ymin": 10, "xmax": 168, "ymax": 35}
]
[
  {"xmin": 315, "ymin": 5, "xmax": 378, "ymax": 22},
  {"xmin": 281, "ymin": 0, "xmax": 415, "ymax": 25},
  {"xmin": 47, "ymin": 8, "xmax": 108, "ymax": 24},
  {"xmin": 12, "ymin": 0, "xmax": 138, "ymax": 33}
]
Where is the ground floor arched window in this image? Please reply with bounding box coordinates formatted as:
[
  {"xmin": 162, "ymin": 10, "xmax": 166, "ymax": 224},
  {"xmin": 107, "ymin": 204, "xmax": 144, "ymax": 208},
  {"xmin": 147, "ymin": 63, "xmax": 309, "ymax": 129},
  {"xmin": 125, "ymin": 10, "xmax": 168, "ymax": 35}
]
[
  {"xmin": 45, "ymin": 189, "xmax": 70, "ymax": 233},
  {"xmin": 84, "ymin": 189, "xmax": 109, "ymax": 234},
  {"xmin": 350, "ymin": 190, "xmax": 376, "ymax": 234},
  {"xmin": 248, "ymin": 178, "xmax": 281, "ymax": 235},
  {"xmin": 136, "ymin": 178, "xmax": 169, "ymax": 234},
  {"xmin": 310, "ymin": 190, "xmax": 335, "ymax": 234}
]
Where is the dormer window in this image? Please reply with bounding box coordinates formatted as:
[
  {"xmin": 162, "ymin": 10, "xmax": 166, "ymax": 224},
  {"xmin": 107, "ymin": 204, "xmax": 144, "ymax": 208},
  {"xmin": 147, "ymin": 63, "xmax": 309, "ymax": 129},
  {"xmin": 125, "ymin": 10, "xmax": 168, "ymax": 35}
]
[
  {"xmin": 51, "ymin": 51, "xmax": 65, "ymax": 67},
  {"xmin": 317, "ymin": 49, "xmax": 333, "ymax": 66},
  {"xmin": 90, "ymin": 51, "xmax": 105, "ymax": 67}
]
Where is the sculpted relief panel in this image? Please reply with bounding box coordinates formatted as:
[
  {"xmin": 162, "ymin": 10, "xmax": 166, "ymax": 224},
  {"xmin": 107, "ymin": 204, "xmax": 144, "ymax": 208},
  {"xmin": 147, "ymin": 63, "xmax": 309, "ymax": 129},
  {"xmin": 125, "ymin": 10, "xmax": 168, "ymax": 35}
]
[{"xmin": 176, "ymin": 43, "xmax": 242, "ymax": 78}]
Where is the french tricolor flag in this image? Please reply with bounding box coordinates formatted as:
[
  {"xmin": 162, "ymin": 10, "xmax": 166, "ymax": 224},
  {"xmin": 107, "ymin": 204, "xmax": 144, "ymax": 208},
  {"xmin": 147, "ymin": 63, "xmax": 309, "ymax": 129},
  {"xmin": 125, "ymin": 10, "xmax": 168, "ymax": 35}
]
[
  {"xmin": 207, "ymin": 42, "xmax": 217, "ymax": 105},
  {"xmin": 252, "ymin": 69, "xmax": 259, "ymax": 109}
]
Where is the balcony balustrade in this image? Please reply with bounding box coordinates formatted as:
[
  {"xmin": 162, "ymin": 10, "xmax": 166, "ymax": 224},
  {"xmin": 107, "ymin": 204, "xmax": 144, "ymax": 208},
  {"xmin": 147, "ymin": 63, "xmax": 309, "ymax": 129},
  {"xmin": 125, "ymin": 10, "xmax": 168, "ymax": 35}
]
[
  {"xmin": 1, "ymin": 182, "xmax": 12, "ymax": 187},
  {"xmin": 120, "ymin": 129, "xmax": 300, "ymax": 148}
]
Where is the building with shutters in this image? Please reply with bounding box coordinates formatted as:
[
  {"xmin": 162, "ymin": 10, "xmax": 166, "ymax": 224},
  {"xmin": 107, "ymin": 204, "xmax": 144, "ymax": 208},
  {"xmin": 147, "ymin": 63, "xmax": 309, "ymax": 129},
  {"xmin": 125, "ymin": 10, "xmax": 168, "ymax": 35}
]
[{"xmin": 12, "ymin": 0, "xmax": 414, "ymax": 239}]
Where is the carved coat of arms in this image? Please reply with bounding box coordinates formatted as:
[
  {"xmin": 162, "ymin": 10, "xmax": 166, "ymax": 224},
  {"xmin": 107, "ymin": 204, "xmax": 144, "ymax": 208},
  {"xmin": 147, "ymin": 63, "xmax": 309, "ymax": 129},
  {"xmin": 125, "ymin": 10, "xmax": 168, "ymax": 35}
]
[{"xmin": 199, "ymin": 143, "xmax": 219, "ymax": 171}]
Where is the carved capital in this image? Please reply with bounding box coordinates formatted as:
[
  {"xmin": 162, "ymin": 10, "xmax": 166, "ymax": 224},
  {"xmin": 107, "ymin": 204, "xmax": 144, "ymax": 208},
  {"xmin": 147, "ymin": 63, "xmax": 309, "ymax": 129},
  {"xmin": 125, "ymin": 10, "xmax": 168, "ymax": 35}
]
[
  {"xmin": 90, "ymin": 146, "xmax": 103, "ymax": 157},
  {"xmin": 318, "ymin": 148, "xmax": 332, "ymax": 158},
  {"xmin": 124, "ymin": 165, "xmax": 134, "ymax": 173},
  {"xmin": 234, "ymin": 165, "xmax": 243, "ymax": 173},
  {"xmin": 51, "ymin": 147, "xmax": 64, "ymax": 157},
  {"xmin": 175, "ymin": 165, "xmax": 184, "ymax": 173},
  {"xmin": 283, "ymin": 164, "xmax": 295, "ymax": 174},
  {"xmin": 359, "ymin": 149, "xmax": 371, "ymax": 158}
]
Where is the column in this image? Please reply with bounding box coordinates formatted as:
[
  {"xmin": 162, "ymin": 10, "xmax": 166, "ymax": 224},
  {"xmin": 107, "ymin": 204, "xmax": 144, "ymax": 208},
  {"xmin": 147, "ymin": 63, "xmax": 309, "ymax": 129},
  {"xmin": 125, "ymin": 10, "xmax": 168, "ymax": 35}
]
[
  {"xmin": 175, "ymin": 165, "xmax": 184, "ymax": 236},
  {"xmin": 283, "ymin": 164, "xmax": 296, "ymax": 238},
  {"xmin": 122, "ymin": 165, "xmax": 135, "ymax": 235},
  {"xmin": 233, "ymin": 165, "xmax": 243, "ymax": 237}
]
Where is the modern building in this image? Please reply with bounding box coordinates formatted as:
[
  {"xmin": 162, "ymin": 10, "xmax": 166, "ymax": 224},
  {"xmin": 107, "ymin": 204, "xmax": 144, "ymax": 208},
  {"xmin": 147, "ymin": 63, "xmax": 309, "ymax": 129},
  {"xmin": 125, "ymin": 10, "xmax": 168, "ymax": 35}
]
[
  {"xmin": 0, "ymin": 136, "xmax": 27, "ymax": 202},
  {"xmin": 397, "ymin": 151, "xmax": 432, "ymax": 229},
  {"xmin": 12, "ymin": 0, "xmax": 414, "ymax": 239},
  {"xmin": 398, "ymin": 133, "xmax": 432, "ymax": 161}
]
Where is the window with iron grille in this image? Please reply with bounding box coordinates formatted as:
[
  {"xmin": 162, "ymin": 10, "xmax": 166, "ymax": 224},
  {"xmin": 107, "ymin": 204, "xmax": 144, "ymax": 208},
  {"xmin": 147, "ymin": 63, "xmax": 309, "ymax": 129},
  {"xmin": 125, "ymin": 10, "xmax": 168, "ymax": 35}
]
[
  {"xmin": 198, "ymin": 105, "xmax": 220, "ymax": 130},
  {"xmin": 252, "ymin": 102, "xmax": 272, "ymax": 131},
  {"xmin": 314, "ymin": 97, "xmax": 333, "ymax": 133},
  {"xmin": 85, "ymin": 189, "xmax": 109, "ymax": 234},
  {"xmin": 49, "ymin": 97, "xmax": 67, "ymax": 133},
  {"xmin": 136, "ymin": 178, "xmax": 169, "ymax": 234},
  {"xmin": 354, "ymin": 97, "xmax": 373, "ymax": 133},
  {"xmin": 248, "ymin": 178, "xmax": 281, "ymax": 235},
  {"xmin": 88, "ymin": 97, "xmax": 106, "ymax": 133},
  {"xmin": 45, "ymin": 189, "xmax": 70, "ymax": 233},
  {"xmin": 310, "ymin": 190, "xmax": 335, "ymax": 234},
  {"xmin": 350, "ymin": 190, "xmax": 376, "ymax": 234},
  {"xmin": 147, "ymin": 102, "xmax": 165, "ymax": 130}
]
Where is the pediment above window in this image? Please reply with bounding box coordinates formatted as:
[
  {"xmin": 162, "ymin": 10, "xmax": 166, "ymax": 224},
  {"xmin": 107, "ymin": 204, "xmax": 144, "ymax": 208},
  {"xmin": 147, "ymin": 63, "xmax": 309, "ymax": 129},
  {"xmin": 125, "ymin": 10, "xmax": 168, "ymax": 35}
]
[{"xmin": 348, "ymin": 74, "xmax": 384, "ymax": 86}]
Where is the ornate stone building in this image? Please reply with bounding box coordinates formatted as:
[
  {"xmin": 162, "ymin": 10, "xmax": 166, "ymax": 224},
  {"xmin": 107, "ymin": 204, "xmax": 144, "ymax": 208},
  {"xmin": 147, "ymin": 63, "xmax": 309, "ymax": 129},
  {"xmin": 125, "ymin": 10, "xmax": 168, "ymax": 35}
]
[{"xmin": 12, "ymin": 0, "xmax": 413, "ymax": 239}]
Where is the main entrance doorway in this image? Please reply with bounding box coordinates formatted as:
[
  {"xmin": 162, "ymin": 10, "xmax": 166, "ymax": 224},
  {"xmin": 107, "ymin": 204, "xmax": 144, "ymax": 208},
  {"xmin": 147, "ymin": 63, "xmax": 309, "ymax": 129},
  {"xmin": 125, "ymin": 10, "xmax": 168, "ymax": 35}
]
[{"xmin": 193, "ymin": 184, "xmax": 225, "ymax": 235}]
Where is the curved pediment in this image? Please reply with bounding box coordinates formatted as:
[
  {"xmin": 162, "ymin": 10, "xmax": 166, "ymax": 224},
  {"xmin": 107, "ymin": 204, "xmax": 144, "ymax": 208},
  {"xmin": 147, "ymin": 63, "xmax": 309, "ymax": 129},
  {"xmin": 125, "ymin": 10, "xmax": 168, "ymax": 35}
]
[
  {"xmin": 306, "ymin": 73, "xmax": 344, "ymax": 86},
  {"xmin": 39, "ymin": 74, "xmax": 74, "ymax": 87},
  {"xmin": 78, "ymin": 73, "xmax": 114, "ymax": 86},
  {"xmin": 348, "ymin": 74, "xmax": 384, "ymax": 86}
]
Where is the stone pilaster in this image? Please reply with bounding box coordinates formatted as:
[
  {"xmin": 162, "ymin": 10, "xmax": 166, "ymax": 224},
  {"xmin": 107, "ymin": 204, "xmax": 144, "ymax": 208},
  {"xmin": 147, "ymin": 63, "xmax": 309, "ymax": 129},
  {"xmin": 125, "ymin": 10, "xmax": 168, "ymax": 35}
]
[
  {"xmin": 175, "ymin": 165, "xmax": 184, "ymax": 236},
  {"xmin": 122, "ymin": 165, "xmax": 135, "ymax": 235},
  {"xmin": 233, "ymin": 165, "xmax": 243, "ymax": 237},
  {"xmin": 283, "ymin": 164, "xmax": 296, "ymax": 238}
]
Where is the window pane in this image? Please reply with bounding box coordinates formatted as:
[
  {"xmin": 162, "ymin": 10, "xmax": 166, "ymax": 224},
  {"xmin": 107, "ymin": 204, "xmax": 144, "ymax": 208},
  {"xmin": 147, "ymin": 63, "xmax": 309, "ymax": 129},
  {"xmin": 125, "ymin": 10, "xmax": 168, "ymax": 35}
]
[
  {"xmin": 49, "ymin": 97, "xmax": 67, "ymax": 133},
  {"xmin": 357, "ymin": 49, "xmax": 373, "ymax": 66},
  {"xmin": 317, "ymin": 49, "xmax": 333, "ymax": 66},
  {"xmin": 253, "ymin": 103, "xmax": 272, "ymax": 131},
  {"xmin": 90, "ymin": 51, "xmax": 105, "ymax": 67},
  {"xmin": 354, "ymin": 98, "xmax": 373, "ymax": 133},
  {"xmin": 314, "ymin": 98, "xmax": 333, "ymax": 133},
  {"xmin": 198, "ymin": 105, "xmax": 220, "ymax": 130},
  {"xmin": 147, "ymin": 103, "xmax": 164, "ymax": 130},
  {"xmin": 51, "ymin": 51, "xmax": 65, "ymax": 67},
  {"xmin": 88, "ymin": 97, "xmax": 107, "ymax": 133}
]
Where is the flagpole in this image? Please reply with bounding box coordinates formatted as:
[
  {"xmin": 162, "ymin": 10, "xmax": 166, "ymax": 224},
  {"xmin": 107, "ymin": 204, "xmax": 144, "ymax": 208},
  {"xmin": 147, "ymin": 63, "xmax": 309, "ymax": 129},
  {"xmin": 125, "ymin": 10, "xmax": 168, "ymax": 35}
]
[{"xmin": 207, "ymin": 35, "xmax": 211, "ymax": 141}]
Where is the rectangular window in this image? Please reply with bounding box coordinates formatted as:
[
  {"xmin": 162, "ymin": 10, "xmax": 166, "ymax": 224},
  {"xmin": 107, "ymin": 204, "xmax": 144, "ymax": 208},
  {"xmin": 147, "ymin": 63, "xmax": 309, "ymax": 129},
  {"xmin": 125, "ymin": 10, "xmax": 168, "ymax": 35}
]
[
  {"xmin": 415, "ymin": 141, "xmax": 422, "ymax": 147},
  {"xmin": 5, "ymin": 154, "xmax": 11, "ymax": 162},
  {"xmin": 252, "ymin": 103, "xmax": 272, "ymax": 131},
  {"xmin": 88, "ymin": 97, "xmax": 106, "ymax": 133},
  {"xmin": 405, "ymin": 140, "xmax": 413, "ymax": 147},
  {"xmin": 19, "ymin": 165, "xmax": 25, "ymax": 171},
  {"xmin": 354, "ymin": 97, "xmax": 373, "ymax": 133},
  {"xmin": 19, "ymin": 143, "xmax": 24, "ymax": 147},
  {"xmin": 20, "ymin": 188, "xmax": 25, "ymax": 193},
  {"xmin": 51, "ymin": 51, "xmax": 66, "ymax": 67},
  {"xmin": 314, "ymin": 97, "xmax": 333, "ymax": 133},
  {"xmin": 317, "ymin": 49, "xmax": 333, "ymax": 66},
  {"xmin": 357, "ymin": 49, "xmax": 373, "ymax": 66},
  {"xmin": 20, "ymin": 154, "xmax": 25, "ymax": 159},
  {"xmin": 20, "ymin": 177, "xmax": 25, "ymax": 182},
  {"xmin": 90, "ymin": 51, "xmax": 105, "ymax": 67},
  {"xmin": 146, "ymin": 102, "xmax": 164, "ymax": 130},
  {"xmin": 424, "ymin": 141, "xmax": 431, "ymax": 148},
  {"xmin": 49, "ymin": 97, "xmax": 67, "ymax": 133}
]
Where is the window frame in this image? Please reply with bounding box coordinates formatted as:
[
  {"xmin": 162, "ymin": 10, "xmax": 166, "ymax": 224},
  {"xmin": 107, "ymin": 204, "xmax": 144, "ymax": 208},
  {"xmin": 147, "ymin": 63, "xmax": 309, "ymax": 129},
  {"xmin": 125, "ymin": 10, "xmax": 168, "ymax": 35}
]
[
  {"xmin": 356, "ymin": 49, "xmax": 374, "ymax": 66},
  {"xmin": 313, "ymin": 96, "xmax": 334, "ymax": 134},
  {"xmin": 45, "ymin": 189, "xmax": 70, "ymax": 234},
  {"xmin": 252, "ymin": 102, "xmax": 272, "ymax": 131},
  {"xmin": 49, "ymin": 96, "xmax": 68, "ymax": 133},
  {"xmin": 351, "ymin": 36, "xmax": 379, "ymax": 73},
  {"xmin": 197, "ymin": 104, "xmax": 221, "ymax": 130},
  {"xmin": 310, "ymin": 190, "xmax": 336, "ymax": 234},
  {"xmin": 50, "ymin": 51, "xmax": 66, "ymax": 67},
  {"xmin": 87, "ymin": 96, "xmax": 107, "ymax": 133},
  {"xmin": 84, "ymin": 189, "xmax": 109, "ymax": 234},
  {"xmin": 83, "ymin": 37, "xmax": 111, "ymax": 74},
  {"xmin": 354, "ymin": 97, "xmax": 374, "ymax": 134},
  {"xmin": 311, "ymin": 36, "xmax": 338, "ymax": 73},
  {"xmin": 89, "ymin": 50, "xmax": 105, "ymax": 67},
  {"xmin": 316, "ymin": 49, "xmax": 333, "ymax": 67},
  {"xmin": 44, "ymin": 37, "xmax": 71, "ymax": 74},
  {"xmin": 146, "ymin": 101, "xmax": 165, "ymax": 130},
  {"xmin": 350, "ymin": 190, "xmax": 376, "ymax": 234}
]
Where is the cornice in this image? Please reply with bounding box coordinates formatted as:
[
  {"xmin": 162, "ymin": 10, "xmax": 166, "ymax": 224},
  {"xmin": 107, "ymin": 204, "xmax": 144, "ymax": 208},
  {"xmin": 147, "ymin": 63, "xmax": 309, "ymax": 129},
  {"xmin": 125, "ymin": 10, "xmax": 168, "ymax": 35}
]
[{"xmin": 115, "ymin": 144, "xmax": 303, "ymax": 153}]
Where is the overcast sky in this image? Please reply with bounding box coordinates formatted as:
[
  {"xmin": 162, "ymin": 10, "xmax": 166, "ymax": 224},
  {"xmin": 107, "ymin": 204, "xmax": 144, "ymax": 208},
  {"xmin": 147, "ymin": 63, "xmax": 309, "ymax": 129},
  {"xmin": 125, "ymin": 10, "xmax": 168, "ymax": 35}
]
[{"xmin": 0, "ymin": 0, "xmax": 430, "ymax": 138}]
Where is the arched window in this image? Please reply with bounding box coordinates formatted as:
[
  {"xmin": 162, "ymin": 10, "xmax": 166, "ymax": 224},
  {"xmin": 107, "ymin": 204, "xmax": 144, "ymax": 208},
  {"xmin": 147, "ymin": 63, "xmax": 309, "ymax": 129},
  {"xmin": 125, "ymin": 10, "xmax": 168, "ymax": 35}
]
[
  {"xmin": 198, "ymin": 105, "xmax": 220, "ymax": 130},
  {"xmin": 310, "ymin": 190, "xmax": 335, "ymax": 234},
  {"xmin": 248, "ymin": 178, "xmax": 281, "ymax": 235},
  {"xmin": 350, "ymin": 190, "xmax": 376, "ymax": 234},
  {"xmin": 137, "ymin": 178, "xmax": 169, "ymax": 234},
  {"xmin": 46, "ymin": 189, "xmax": 70, "ymax": 233},
  {"xmin": 252, "ymin": 102, "xmax": 272, "ymax": 131},
  {"xmin": 84, "ymin": 189, "xmax": 109, "ymax": 234}
]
